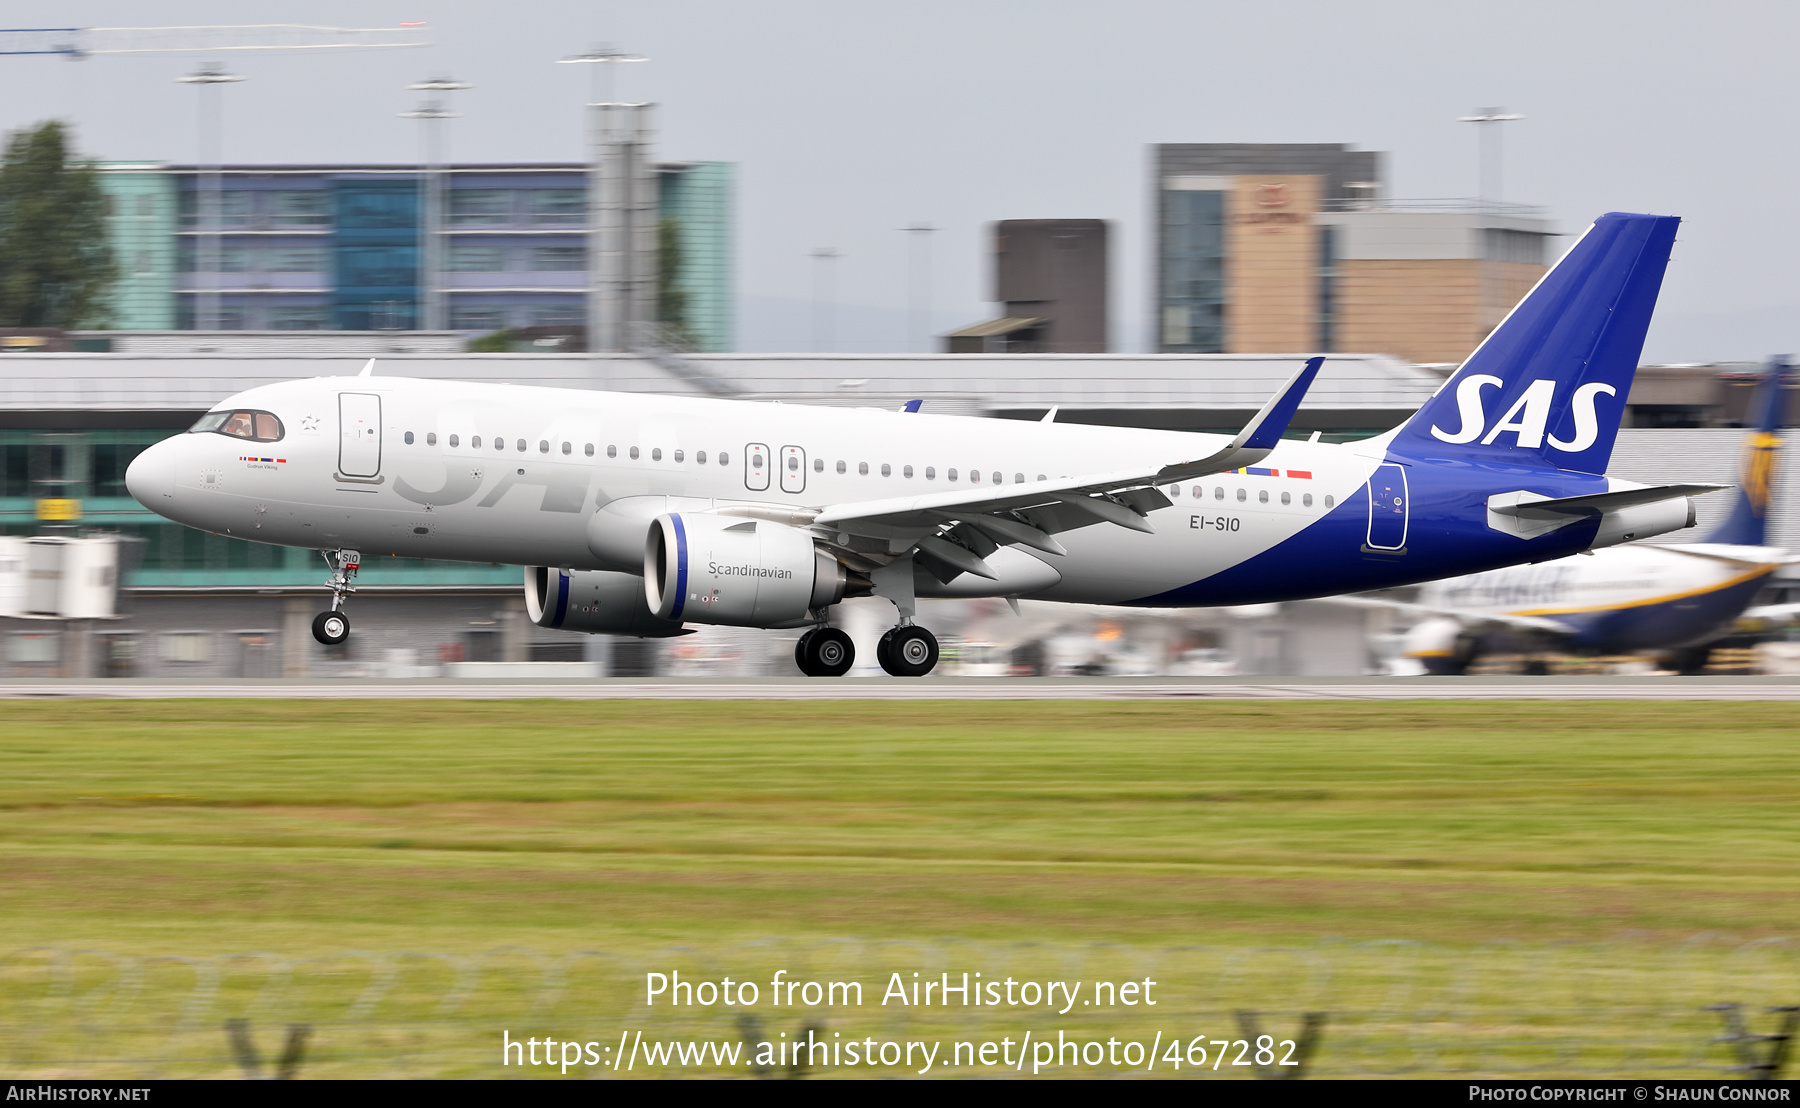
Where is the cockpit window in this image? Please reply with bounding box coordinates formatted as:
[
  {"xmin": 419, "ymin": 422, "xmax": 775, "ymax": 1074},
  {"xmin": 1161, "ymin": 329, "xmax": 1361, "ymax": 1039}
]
[{"xmin": 191, "ymin": 409, "xmax": 284, "ymax": 442}]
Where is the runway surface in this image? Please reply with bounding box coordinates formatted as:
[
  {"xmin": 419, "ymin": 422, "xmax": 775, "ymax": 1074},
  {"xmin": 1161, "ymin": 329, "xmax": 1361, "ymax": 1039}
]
[{"xmin": 5, "ymin": 677, "xmax": 1800, "ymax": 699}]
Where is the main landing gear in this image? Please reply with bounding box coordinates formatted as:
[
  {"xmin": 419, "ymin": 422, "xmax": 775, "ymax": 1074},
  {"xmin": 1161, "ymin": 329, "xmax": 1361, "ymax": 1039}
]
[
  {"xmin": 794, "ymin": 623, "xmax": 942, "ymax": 677},
  {"xmin": 877, "ymin": 624, "xmax": 939, "ymax": 678},
  {"xmin": 795, "ymin": 626, "xmax": 855, "ymax": 677},
  {"xmin": 310, "ymin": 549, "xmax": 360, "ymax": 646}
]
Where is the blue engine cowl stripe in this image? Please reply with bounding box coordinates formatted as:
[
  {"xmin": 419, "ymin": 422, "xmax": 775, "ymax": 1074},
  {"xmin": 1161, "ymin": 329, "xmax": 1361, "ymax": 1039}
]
[
  {"xmin": 669, "ymin": 514, "xmax": 689, "ymax": 620},
  {"xmin": 552, "ymin": 568, "xmax": 570, "ymax": 627}
]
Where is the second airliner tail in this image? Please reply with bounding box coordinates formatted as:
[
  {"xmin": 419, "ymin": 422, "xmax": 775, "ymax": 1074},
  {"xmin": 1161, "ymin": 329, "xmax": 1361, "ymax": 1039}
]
[{"xmin": 1705, "ymin": 358, "xmax": 1789, "ymax": 546}]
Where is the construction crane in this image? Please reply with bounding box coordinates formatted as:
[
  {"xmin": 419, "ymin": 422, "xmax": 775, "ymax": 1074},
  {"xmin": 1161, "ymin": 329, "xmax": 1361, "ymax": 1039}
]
[{"xmin": 0, "ymin": 24, "xmax": 431, "ymax": 58}]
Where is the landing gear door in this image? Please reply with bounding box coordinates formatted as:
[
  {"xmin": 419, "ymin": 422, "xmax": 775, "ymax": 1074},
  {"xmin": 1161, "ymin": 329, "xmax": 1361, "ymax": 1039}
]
[
  {"xmin": 744, "ymin": 443, "xmax": 770, "ymax": 492},
  {"xmin": 1366, "ymin": 463, "xmax": 1408, "ymax": 550},
  {"xmin": 338, "ymin": 393, "xmax": 382, "ymax": 478},
  {"xmin": 780, "ymin": 446, "xmax": 806, "ymax": 494}
]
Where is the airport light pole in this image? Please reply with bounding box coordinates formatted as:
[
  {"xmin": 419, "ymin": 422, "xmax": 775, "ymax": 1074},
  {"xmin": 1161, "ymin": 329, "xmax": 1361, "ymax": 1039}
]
[
  {"xmin": 558, "ymin": 43, "xmax": 646, "ymax": 105},
  {"xmin": 1458, "ymin": 108, "xmax": 1523, "ymax": 207},
  {"xmin": 177, "ymin": 64, "xmax": 244, "ymax": 331},
  {"xmin": 902, "ymin": 223, "xmax": 936, "ymax": 353},
  {"xmin": 402, "ymin": 77, "xmax": 470, "ymax": 332},
  {"xmin": 558, "ymin": 45, "xmax": 645, "ymax": 366},
  {"xmin": 810, "ymin": 248, "xmax": 840, "ymax": 353}
]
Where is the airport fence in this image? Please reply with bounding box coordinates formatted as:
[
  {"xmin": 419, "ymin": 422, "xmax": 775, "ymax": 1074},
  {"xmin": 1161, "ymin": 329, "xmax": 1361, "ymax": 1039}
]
[{"xmin": 2, "ymin": 937, "xmax": 1797, "ymax": 1079}]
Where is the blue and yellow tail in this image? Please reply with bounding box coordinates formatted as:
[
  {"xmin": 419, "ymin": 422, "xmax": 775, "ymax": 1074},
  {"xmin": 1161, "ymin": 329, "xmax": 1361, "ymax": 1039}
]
[
  {"xmin": 1705, "ymin": 359, "xmax": 1789, "ymax": 546},
  {"xmin": 1392, "ymin": 211, "xmax": 1681, "ymax": 475}
]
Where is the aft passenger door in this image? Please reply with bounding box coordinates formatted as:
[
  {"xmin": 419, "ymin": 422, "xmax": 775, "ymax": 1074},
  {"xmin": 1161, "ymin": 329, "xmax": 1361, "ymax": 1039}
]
[
  {"xmin": 1365, "ymin": 463, "xmax": 1408, "ymax": 550},
  {"xmin": 338, "ymin": 393, "xmax": 382, "ymax": 478},
  {"xmin": 780, "ymin": 445, "xmax": 806, "ymax": 494},
  {"xmin": 744, "ymin": 443, "xmax": 770, "ymax": 491}
]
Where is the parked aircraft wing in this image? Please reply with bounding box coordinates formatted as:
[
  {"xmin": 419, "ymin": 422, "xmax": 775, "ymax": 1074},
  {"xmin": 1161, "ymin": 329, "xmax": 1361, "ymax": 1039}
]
[
  {"xmin": 814, "ymin": 357, "xmax": 1324, "ymax": 539},
  {"xmin": 1324, "ymin": 594, "xmax": 1575, "ymax": 635},
  {"xmin": 1651, "ymin": 543, "xmax": 1800, "ymax": 567}
]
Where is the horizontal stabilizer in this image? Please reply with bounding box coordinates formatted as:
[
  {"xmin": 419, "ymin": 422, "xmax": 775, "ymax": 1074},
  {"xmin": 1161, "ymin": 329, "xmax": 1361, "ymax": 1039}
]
[{"xmin": 1487, "ymin": 483, "xmax": 1728, "ymax": 520}]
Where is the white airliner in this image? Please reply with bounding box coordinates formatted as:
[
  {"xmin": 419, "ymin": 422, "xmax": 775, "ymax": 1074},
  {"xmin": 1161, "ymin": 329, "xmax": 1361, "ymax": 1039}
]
[
  {"xmin": 127, "ymin": 212, "xmax": 1718, "ymax": 677},
  {"xmin": 1381, "ymin": 362, "xmax": 1796, "ymax": 674}
]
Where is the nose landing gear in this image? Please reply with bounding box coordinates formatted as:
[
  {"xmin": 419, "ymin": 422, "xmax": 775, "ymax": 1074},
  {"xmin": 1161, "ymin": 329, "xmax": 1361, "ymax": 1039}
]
[
  {"xmin": 877, "ymin": 624, "xmax": 939, "ymax": 677},
  {"xmin": 311, "ymin": 549, "xmax": 360, "ymax": 646}
]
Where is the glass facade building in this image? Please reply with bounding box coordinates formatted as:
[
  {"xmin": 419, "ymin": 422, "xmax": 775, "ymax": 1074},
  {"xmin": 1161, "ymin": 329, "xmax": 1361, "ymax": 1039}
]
[
  {"xmin": 99, "ymin": 162, "xmax": 733, "ymax": 345},
  {"xmin": 658, "ymin": 162, "xmax": 735, "ymax": 352},
  {"xmin": 97, "ymin": 165, "xmax": 178, "ymax": 330},
  {"xmin": 1158, "ymin": 185, "xmax": 1226, "ymax": 353}
]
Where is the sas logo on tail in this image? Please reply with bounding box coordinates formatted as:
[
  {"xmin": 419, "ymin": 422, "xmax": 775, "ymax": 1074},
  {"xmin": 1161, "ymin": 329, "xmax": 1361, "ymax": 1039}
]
[{"xmin": 1429, "ymin": 375, "xmax": 1616, "ymax": 452}]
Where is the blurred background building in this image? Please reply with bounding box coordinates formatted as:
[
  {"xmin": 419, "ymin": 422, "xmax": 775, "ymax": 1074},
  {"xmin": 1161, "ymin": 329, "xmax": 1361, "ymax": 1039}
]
[
  {"xmin": 85, "ymin": 159, "xmax": 735, "ymax": 349},
  {"xmin": 1154, "ymin": 143, "xmax": 1556, "ymax": 363},
  {"xmin": 945, "ymin": 219, "xmax": 1108, "ymax": 353}
]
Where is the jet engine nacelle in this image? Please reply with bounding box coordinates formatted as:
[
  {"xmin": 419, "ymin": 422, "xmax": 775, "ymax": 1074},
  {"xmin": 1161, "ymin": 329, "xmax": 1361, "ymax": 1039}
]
[
  {"xmin": 644, "ymin": 513, "xmax": 846, "ymax": 627},
  {"xmin": 524, "ymin": 566, "xmax": 690, "ymax": 637},
  {"xmin": 1404, "ymin": 617, "xmax": 1478, "ymax": 676},
  {"xmin": 1587, "ymin": 497, "xmax": 1698, "ymax": 550}
]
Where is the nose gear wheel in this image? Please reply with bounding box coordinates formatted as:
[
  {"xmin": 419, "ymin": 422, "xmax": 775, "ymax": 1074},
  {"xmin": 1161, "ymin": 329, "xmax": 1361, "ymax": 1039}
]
[{"xmin": 312, "ymin": 610, "xmax": 350, "ymax": 645}]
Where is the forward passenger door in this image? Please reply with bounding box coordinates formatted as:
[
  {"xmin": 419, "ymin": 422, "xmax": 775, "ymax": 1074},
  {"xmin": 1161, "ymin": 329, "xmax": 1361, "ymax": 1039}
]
[{"xmin": 338, "ymin": 393, "xmax": 382, "ymax": 478}]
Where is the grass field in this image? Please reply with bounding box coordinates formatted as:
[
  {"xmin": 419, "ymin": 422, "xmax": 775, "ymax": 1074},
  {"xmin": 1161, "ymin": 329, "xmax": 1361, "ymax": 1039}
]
[{"xmin": 3, "ymin": 699, "xmax": 1798, "ymax": 1077}]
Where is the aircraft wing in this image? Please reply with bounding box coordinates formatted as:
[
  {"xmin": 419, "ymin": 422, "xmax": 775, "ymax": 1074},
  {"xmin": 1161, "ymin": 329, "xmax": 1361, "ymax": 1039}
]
[
  {"xmin": 1650, "ymin": 543, "xmax": 1800, "ymax": 567},
  {"xmin": 812, "ymin": 357, "xmax": 1324, "ymax": 563},
  {"xmin": 1323, "ymin": 594, "xmax": 1576, "ymax": 636}
]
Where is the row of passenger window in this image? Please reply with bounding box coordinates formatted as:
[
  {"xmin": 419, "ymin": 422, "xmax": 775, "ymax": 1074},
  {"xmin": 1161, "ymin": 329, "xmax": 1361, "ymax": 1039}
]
[
  {"xmin": 394, "ymin": 434, "xmax": 1334, "ymax": 508},
  {"xmin": 802, "ymin": 457, "xmax": 1048, "ymax": 483},
  {"xmin": 400, "ymin": 431, "xmax": 730, "ymax": 466},
  {"xmin": 1167, "ymin": 485, "xmax": 1335, "ymax": 509}
]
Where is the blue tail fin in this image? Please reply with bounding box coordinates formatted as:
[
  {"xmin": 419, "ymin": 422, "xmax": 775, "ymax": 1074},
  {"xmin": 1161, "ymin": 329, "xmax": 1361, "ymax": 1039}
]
[
  {"xmin": 1392, "ymin": 211, "xmax": 1681, "ymax": 474},
  {"xmin": 1705, "ymin": 358, "xmax": 1789, "ymax": 546}
]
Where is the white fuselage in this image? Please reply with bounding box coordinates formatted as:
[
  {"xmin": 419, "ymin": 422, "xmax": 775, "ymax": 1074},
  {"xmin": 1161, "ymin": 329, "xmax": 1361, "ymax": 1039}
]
[{"xmin": 129, "ymin": 374, "xmax": 1386, "ymax": 606}]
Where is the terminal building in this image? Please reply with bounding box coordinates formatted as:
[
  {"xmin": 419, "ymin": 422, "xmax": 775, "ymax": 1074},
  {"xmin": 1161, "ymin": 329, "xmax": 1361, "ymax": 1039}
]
[
  {"xmin": 1154, "ymin": 143, "xmax": 1558, "ymax": 364},
  {"xmin": 91, "ymin": 159, "xmax": 735, "ymax": 350}
]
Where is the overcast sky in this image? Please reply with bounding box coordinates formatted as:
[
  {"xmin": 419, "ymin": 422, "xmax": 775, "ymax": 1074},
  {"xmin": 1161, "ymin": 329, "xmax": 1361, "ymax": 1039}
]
[{"xmin": 1, "ymin": 0, "xmax": 1794, "ymax": 359}]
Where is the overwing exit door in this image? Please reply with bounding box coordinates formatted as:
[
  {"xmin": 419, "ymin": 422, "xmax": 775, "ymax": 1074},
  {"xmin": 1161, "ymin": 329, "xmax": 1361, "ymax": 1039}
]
[
  {"xmin": 744, "ymin": 443, "xmax": 770, "ymax": 491},
  {"xmin": 338, "ymin": 393, "xmax": 382, "ymax": 478},
  {"xmin": 780, "ymin": 446, "xmax": 806, "ymax": 494},
  {"xmin": 1366, "ymin": 463, "xmax": 1408, "ymax": 550}
]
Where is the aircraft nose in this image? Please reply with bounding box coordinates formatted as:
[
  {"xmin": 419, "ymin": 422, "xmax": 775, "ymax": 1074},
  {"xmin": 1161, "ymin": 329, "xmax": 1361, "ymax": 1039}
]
[{"xmin": 125, "ymin": 438, "xmax": 179, "ymax": 508}]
